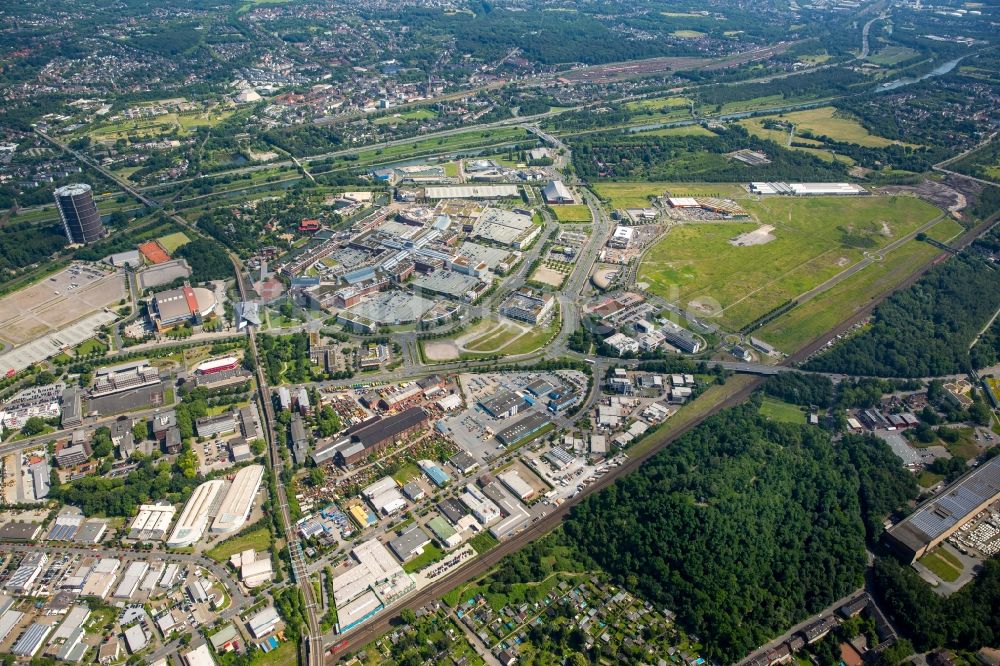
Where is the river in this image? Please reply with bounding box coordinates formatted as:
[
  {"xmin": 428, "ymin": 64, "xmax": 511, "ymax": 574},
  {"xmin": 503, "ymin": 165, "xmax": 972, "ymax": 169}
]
[{"xmin": 875, "ymin": 56, "xmax": 965, "ymax": 92}]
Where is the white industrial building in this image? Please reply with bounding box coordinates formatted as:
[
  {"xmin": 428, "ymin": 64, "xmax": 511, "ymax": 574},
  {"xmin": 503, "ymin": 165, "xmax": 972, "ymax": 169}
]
[
  {"xmin": 159, "ymin": 563, "xmax": 180, "ymax": 589},
  {"xmin": 332, "ymin": 539, "xmax": 413, "ymax": 609},
  {"xmin": 128, "ymin": 504, "xmax": 176, "ymax": 541},
  {"xmin": 0, "ymin": 610, "xmax": 25, "ymax": 644},
  {"xmin": 210, "ymin": 464, "xmax": 264, "ymax": 534},
  {"xmin": 81, "ymin": 558, "xmax": 121, "ymax": 598},
  {"xmin": 247, "ymin": 606, "xmax": 281, "ymax": 639},
  {"xmin": 52, "ymin": 605, "xmax": 91, "ymax": 642},
  {"xmin": 140, "ymin": 563, "xmax": 166, "ymax": 592},
  {"xmin": 4, "ymin": 553, "xmax": 48, "ymax": 595},
  {"xmin": 542, "ymin": 180, "xmax": 574, "ymax": 204},
  {"xmin": 11, "ymin": 623, "xmax": 51, "ymax": 657},
  {"xmin": 124, "ymin": 624, "xmax": 148, "ymax": 653},
  {"xmin": 424, "ymin": 185, "xmax": 520, "ymax": 200},
  {"xmin": 604, "ymin": 332, "xmax": 640, "ymax": 356},
  {"xmin": 436, "ymin": 394, "xmax": 462, "ymax": 411},
  {"xmin": 749, "ymin": 182, "xmax": 866, "ymax": 196},
  {"xmin": 498, "ymin": 470, "xmax": 536, "ymax": 501},
  {"xmin": 166, "ymin": 479, "xmax": 228, "ymax": 547},
  {"xmin": 362, "ymin": 476, "xmax": 407, "ymax": 516},
  {"xmin": 608, "ymin": 225, "xmax": 634, "ymax": 248},
  {"xmin": 182, "ymin": 643, "xmax": 217, "ymax": 666},
  {"xmin": 113, "ymin": 561, "xmax": 150, "ymax": 599},
  {"xmin": 460, "ymin": 484, "xmax": 501, "ymax": 525},
  {"xmin": 230, "ymin": 550, "xmax": 273, "ymax": 588}
]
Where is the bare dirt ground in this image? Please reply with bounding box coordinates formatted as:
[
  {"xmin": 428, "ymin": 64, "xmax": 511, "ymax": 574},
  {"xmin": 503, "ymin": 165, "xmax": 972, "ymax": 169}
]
[
  {"xmin": 0, "ymin": 265, "xmax": 124, "ymax": 345},
  {"xmin": 729, "ymin": 224, "xmax": 776, "ymax": 246},
  {"xmin": 531, "ymin": 266, "xmax": 567, "ymax": 288},
  {"xmin": 423, "ymin": 340, "xmax": 460, "ymax": 361}
]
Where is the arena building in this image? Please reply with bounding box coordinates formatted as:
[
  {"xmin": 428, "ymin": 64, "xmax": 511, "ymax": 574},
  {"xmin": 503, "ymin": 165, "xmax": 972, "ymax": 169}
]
[{"xmin": 150, "ymin": 284, "xmax": 217, "ymax": 331}]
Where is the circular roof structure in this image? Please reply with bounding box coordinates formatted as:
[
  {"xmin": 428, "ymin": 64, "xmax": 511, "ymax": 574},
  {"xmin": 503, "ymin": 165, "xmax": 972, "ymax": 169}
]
[{"xmin": 191, "ymin": 287, "xmax": 217, "ymax": 317}]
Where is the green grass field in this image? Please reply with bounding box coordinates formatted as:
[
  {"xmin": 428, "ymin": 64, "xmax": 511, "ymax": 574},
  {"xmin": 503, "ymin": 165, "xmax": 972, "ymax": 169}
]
[
  {"xmin": 593, "ymin": 182, "xmax": 744, "ymax": 209},
  {"xmin": 917, "ymin": 470, "xmax": 944, "ymax": 488},
  {"xmin": 755, "ymin": 217, "xmax": 962, "ymax": 353},
  {"xmin": 464, "ymin": 322, "xmax": 523, "ymax": 352},
  {"xmin": 920, "ymin": 548, "xmax": 963, "ymax": 582},
  {"xmin": 625, "ymin": 96, "xmax": 692, "ymax": 113},
  {"xmin": 744, "ymin": 106, "xmax": 909, "ymax": 148},
  {"xmin": 206, "ymin": 527, "xmax": 272, "ymax": 562},
  {"xmin": 758, "ymin": 397, "xmax": 805, "ymax": 424},
  {"xmin": 403, "ymin": 543, "xmax": 445, "ymax": 574},
  {"xmin": 372, "ymin": 108, "xmax": 437, "ymax": 125},
  {"xmin": 454, "ymin": 309, "xmax": 560, "ymax": 358},
  {"xmin": 551, "ymin": 204, "xmax": 592, "ymax": 223},
  {"xmin": 391, "ymin": 463, "xmax": 421, "ymax": 485},
  {"xmin": 632, "ymin": 125, "xmax": 717, "ymax": 138},
  {"xmin": 157, "ymin": 231, "xmax": 191, "ymax": 253},
  {"xmin": 672, "ymin": 30, "xmax": 706, "ymax": 38},
  {"xmin": 74, "ymin": 338, "xmax": 108, "ymax": 356},
  {"xmin": 84, "ymin": 109, "xmax": 234, "ymax": 142},
  {"xmin": 639, "ymin": 194, "xmax": 942, "ymax": 330},
  {"xmin": 867, "ymin": 45, "xmax": 919, "ymax": 66}
]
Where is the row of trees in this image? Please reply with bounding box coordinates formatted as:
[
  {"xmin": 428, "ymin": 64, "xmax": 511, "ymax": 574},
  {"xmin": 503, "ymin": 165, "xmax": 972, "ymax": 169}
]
[{"xmin": 805, "ymin": 250, "xmax": 1000, "ymax": 377}]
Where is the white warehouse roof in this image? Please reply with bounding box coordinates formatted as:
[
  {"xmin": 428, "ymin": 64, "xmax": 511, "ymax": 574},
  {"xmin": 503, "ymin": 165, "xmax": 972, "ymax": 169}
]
[
  {"xmin": 210, "ymin": 465, "xmax": 264, "ymax": 535},
  {"xmin": 167, "ymin": 479, "xmax": 228, "ymax": 547}
]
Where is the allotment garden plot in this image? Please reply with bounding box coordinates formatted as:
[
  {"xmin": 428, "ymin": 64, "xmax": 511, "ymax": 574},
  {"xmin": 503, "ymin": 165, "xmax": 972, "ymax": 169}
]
[{"xmin": 638, "ymin": 195, "xmax": 941, "ymax": 330}]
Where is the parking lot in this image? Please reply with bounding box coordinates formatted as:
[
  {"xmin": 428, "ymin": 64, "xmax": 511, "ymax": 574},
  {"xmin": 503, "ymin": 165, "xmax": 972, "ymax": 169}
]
[{"xmin": 0, "ymin": 263, "xmax": 124, "ymax": 346}]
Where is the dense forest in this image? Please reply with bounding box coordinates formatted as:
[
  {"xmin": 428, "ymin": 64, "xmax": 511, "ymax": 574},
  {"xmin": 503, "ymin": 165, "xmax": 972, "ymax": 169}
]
[
  {"xmin": 694, "ymin": 68, "xmax": 869, "ymax": 108},
  {"xmin": 872, "ymin": 557, "xmax": 1000, "ymax": 653},
  {"xmin": 804, "ymin": 251, "xmax": 1000, "ymax": 377},
  {"xmin": 173, "ymin": 237, "xmax": 234, "ymax": 282},
  {"xmin": 564, "ymin": 402, "xmax": 878, "ymax": 662},
  {"xmin": 0, "ymin": 221, "xmax": 67, "ymax": 276},
  {"xmin": 571, "ymin": 125, "xmax": 847, "ymax": 181},
  {"xmin": 48, "ymin": 456, "xmax": 202, "ymax": 517}
]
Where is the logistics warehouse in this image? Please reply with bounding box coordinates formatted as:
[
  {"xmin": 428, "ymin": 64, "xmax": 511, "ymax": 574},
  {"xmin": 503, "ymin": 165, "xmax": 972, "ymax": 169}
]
[
  {"xmin": 166, "ymin": 465, "xmax": 264, "ymax": 547},
  {"xmin": 886, "ymin": 456, "xmax": 1000, "ymax": 562}
]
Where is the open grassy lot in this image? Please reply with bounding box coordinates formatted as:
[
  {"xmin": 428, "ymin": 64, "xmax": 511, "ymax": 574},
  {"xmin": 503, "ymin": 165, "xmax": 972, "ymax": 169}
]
[
  {"xmin": 917, "ymin": 470, "xmax": 944, "ymax": 488},
  {"xmin": 920, "ymin": 548, "xmax": 962, "ymax": 582},
  {"xmin": 755, "ymin": 217, "xmax": 963, "ymax": 353},
  {"xmin": 74, "ymin": 338, "xmax": 108, "ymax": 356},
  {"xmin": 403, "ymin": 542, "xmax": 446, "ymax": 574},
  {"xmin": 156, "ymin": 231, "xmax": 191, "ymax": 253},
  {"xmin": 84, "ymin": 109, "xmax": 234, "ymax": 142},
  {"xmin": 496, "ymin": 311, "xmax": 560, "ymax": 356},
  {"xmin": 372, "ymin": 108, "xmax": 437, "ymax": 125},
  {"xmin": 639, "ymin": 194, "xmax": 942, "ymax": 330},
  {"xmin": 672, "ymin": 30, "xmax": 706, "ymax": 38},
  {"xmin": 632, "ymin": 125, "xmax": 717, "ymax": 138},
  {"xmin": 391, "ymin": 463, "xmax": 422, "ymax": 485},
  {"xmin": 758, "ymin": 397, "xmax": 805, "ymax": 424},
  {"xmin": 593, "ymin": 182, "xmax": 744, "ymax": 209},
  {"xmin": 625, "ymin": 96, "xmax": 692, "ymax": 113},
  {"xmin": 867, "ymin": 45, "xmax": 919, "ymax": 66},
  {"xmin": 206, "ymin": 527, "xmax": 272, "ymax": 562},
  {"xmin": 463, "ymin": 320, "xmax": 524, "ymax": 353},
  {"xmin": 251, "ymin": 639, "xmax": 297, "ymax": 666},
  {"xmin": 550, "ymin": 204, "xmax": 592, "ymax": 223},
  {"xmin": 745, "ymin": 106, "xmax": 907, "ymax": 148}
]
